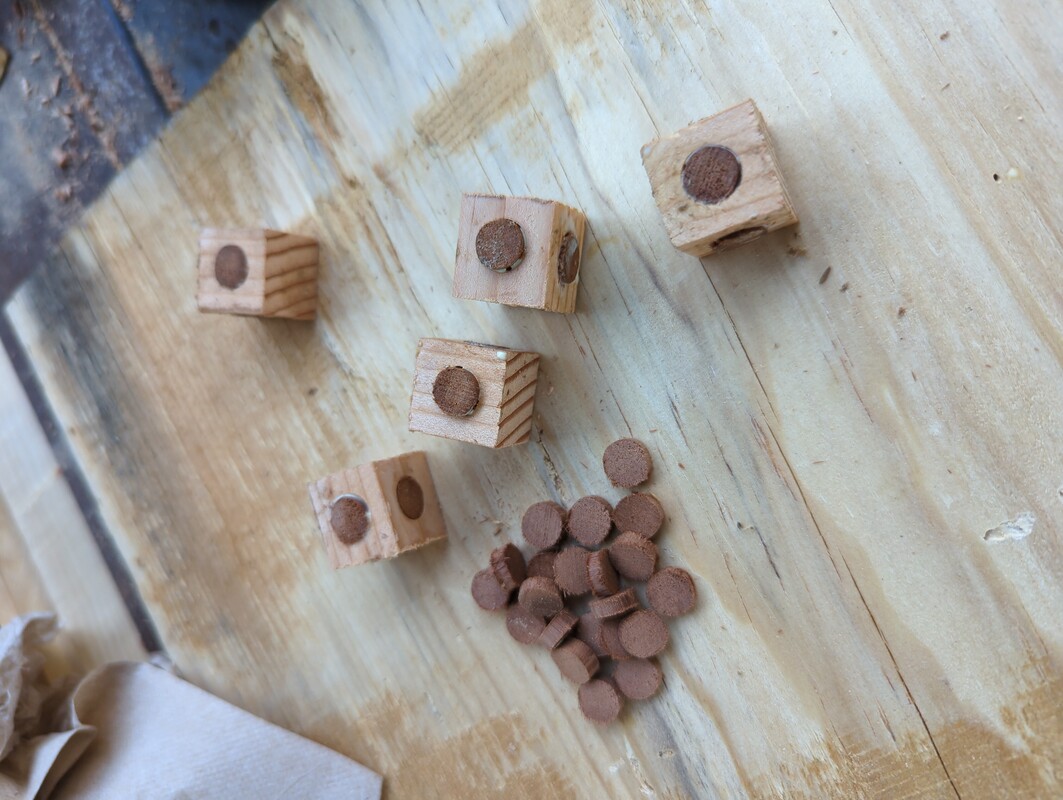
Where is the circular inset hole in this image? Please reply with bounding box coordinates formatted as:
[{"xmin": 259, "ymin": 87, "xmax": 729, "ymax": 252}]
[
  {"xmin": 475, "ymin": 218, "xmax": 525, "ymax": 272},
  {"xmin": 330, "ymin": 494, "xmax": 370, "ymax": 545},
  {"xmin": 432, "ymin": 366, "xmax": 480, "ymax": 417},
  {"xmin": 557, "ymin": 232, "xmax": 580, "ymax": 284},
  {"xmin": 681, "ymin": 145, "xmax": 741, "ymax": 204},
  {"xmin": 712, "ymin": 226, "xmax": 767, "ymax": 251},
  {"xmin": 214, "ymin": 244, "xmax": 249, "ymax": 289},
  {"xmin": 396, "ymin": 476, "xmax": 424, "ymax": 520}
]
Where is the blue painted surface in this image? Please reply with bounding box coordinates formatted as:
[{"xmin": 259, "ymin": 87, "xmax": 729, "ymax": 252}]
[
  {"xmin": 112, "ymin": 0, "xmax": 274, "ymax": 104},
  {"xmin": 0, "ymin": 0, "xmax": 272, "ymax": 300}
]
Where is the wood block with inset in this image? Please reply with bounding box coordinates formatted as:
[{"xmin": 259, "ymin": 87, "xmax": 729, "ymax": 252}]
[
  {"xmin": 197, "ymin": 228, "xmax": 319, "ymax": 319},
  {"xmin": 308, "ymin": 451, "xmax": 448, "ymax": 569},
  {"xmin": 408, "ymin": 338, "xmax": 540, "ymax": 448},
  {"xmin": 641, "ymin": 99, "xmax": 798, "ymax": 257},
  {"xmin": 452, "ymin": 194, "xmax": 587, "ymax": 313}
]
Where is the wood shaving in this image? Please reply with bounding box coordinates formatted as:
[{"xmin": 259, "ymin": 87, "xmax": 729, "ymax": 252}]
[{"xmin": 984, "ymin": 512, "xmax": 1034, "ymax": 543}]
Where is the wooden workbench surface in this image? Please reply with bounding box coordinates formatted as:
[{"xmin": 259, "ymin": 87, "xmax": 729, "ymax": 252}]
[{"xmin": 5, "ymin": 0, "xmax": 1061, "ymax": 796}]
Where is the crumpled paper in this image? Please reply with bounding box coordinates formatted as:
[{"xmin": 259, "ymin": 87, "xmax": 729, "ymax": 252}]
[
  {"xmin": 0, "ymin": 613, "xmax": 382, "ymax": 799},
  {"xmin": 0, "ymin": 614, "xmax": 64, "ymax": 763}
]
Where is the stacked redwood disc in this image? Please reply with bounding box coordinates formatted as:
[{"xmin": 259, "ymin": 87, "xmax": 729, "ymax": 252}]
[{"xmin": 471, "ymin": 438, "xmax": 697, "ymax": 724}]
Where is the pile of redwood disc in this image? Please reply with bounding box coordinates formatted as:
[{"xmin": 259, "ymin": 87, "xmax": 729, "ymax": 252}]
[{"xmin": 472, "ymin": 438, "xmax": 696, "ymax": 724}]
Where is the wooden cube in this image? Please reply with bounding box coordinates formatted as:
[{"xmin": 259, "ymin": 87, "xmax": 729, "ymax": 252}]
[
  {"xmin": 197, "ymin": 228, "xmax": 318, "ymax": 319},
  {"xmin": 408, "ymin": 338, "xmax": 540, "ymax": 448},
  {"xmin": 452, "ymin": 194, "xmax": 587, "ymax": 313},
  {"xmin": 308, "ymin": 451, "xmax": 448, "ymax": 569},
  {"xmin": 641, "ymin": 99, "xmax": 798, "ymax": 257}
]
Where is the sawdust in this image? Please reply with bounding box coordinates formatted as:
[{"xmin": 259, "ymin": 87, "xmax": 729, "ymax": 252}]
[{"xmin": 412, "ymin": 20, "xmax": 551, "ymax": 151}]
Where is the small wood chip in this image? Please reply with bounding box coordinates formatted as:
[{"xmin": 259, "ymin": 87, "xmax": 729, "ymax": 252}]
[
  {"xmin": 506, "ymin": 604, "xmax": 546, "ymax": 644},
  {"xmin": 577, "ymin": 612, "xmax": 608, "ymax": 657},
  {"xmin": 472, "ymin": 569, "xmax": 510, "ymax": 611},
  {"xmin": 566, "ymin": 496, "xmax": 613, "ymax": 546},
  {"xmin": 587, "ymin": 550, "xmax": 619, "ymax": 597},
  {"xmin": 595, "ymin": 618, "xmax": 632, "ymax": 660},
  {"xmin": 618, "ymin": 610, "xmax": 670, "ymax": 658},
  {"xmin": 614, "ymin": 658, "xmax": 663, "ymax": 700},
  {"xmin": 603, "ymin": 438, "xmax": 653, "ymax": 488},
  {"xmin": 526, "ymin": 550, "xmax": 557, "ymax": 579},
  {"xmin": 647, "ymin": 567, "xmax": 697, "ymax": 617},
  {"xmin": 522, "ymin": 502, "xmax": 566, "ymax": 549},
  {"xmin": 489, "ymin": 543, "xmax": 526, "ymax": 592},
  {"xmin": 613, "ymin": 493, "xmax": 665, "ymax": 539},
  {"xmin": 553, "ymin": 639, "xmax": 599, "ymax": 684},
  {"xmin": 538, "ymin": 609, "xmax": 578, "ymax": 649},
  {"xmin": 578, "ymin": 679, "xmax": 624, "ymax": 724},
  {"xmin": 553, "ymin": 546, "xmax": 591, "ymax": 596},
  {"xmin": 608, "ymin": 531, "xmax": 658, "ymax": 581},
  {"xmin": 518, "ymin": 576, "xmax": 563, "ymax": 618},
  {"xmin": 589, "ymin": 588, "xmax": 639, "ymax": 620}
]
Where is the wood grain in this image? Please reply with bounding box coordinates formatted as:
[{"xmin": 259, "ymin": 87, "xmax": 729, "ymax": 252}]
[
  {"xmin": 308, "ymin": 450, "xmax": 448, "ymax": 568},
  {"xmin": 453, "ymin": 194, "xmax": 586, "ymax": 312},
  {"xmin": 197, "ymin": 228, "xmax": 319, "ymax": 319},
  {"xmin": 641, "ymin": 100, "xmax": 799, "ymax": 256},
  {"xmin": 409, "ymin": 338, "xmax": 541, "ymax": 447},
  {"xmin": 4, "ymin": 0, "xmax": 1062, "ymax": 796}
]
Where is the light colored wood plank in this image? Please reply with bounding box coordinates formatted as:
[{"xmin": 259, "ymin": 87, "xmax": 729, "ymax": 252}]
[
  {"xmin": 6, "ymin": 0, "xmax": 1062, "ymax": 796},
  {"xmin": 409, "ymin": 338, "xmax": 541, "ymax": 447},
  {"xmin": 0, "ymin": 493, "xmax": 51, "ymax": 624},
  {"xmin": 0, "ymin": 348, "xmax": 146, "ymax": 672},
  {"xmin": 453, "ymin": 194, "xmax": 586, "ymax": 312}
]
